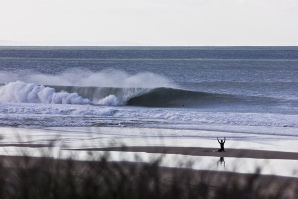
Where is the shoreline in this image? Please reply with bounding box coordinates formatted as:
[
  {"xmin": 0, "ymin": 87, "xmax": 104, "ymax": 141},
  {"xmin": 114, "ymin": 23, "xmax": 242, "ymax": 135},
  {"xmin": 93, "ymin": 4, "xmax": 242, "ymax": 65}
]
[
  {"xmin": 2, "ymin": 143, "xmax": 298, "ymax": 160},
  {"xmin": 0, "ymin": 126, "xmax": 298, "ymax": 179}
]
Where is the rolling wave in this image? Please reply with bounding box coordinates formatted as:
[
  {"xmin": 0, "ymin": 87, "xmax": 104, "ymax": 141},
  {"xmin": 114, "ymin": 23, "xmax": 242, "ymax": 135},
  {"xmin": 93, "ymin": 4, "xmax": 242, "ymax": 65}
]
[{"xmin": 0, "ymin": 81, "xmax": 283, "ymax": 108}]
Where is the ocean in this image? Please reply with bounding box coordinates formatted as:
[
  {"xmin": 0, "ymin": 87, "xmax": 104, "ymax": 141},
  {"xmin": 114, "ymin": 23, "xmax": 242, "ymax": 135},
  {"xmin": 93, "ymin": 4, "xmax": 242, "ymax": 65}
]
[{"xmin": 0, "ymin": 46, "xmax": 298, "ymax": 140}]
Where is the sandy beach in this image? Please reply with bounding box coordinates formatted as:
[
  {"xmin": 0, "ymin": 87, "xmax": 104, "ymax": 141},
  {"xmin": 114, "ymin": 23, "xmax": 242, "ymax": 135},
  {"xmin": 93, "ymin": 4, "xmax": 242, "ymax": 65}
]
[
  {"xmin": 0, "ymin": 126, "xmax": 298, "ymax": 198},
  {"xmin": 0, "ymin": 126, "xmax": 297, "ymax": 177}
]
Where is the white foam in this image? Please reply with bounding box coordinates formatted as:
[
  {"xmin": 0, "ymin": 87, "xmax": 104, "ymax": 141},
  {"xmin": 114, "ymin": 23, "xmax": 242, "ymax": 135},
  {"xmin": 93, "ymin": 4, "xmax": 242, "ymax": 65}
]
[
  {"xmin": 0, "ymin": 100, "xmax": 297, "ymax": 138},
  {"xmin": 0, "ymin": 102, "xmax": 116, "ymax": 115},
  {"xmin": 98, "ymin": 95, "xmax": 124, "ymax": 106},
  {"xmin": 0, "ymin": 81, "xmax": 151, "ymax": 106},
  {"xmin": 0, "ymin": 81, "xmax": 90, "ymax": 104},
  {"xmin": 92, "ymin": 87, "xmax": 151, "ymax": 105}
]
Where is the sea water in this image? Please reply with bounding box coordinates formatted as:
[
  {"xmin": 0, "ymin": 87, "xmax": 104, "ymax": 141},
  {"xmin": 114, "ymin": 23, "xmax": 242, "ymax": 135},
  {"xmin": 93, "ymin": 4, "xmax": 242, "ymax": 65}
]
[{"xmin": 0, "ymin": 46, "xmax": 297, "ymax": 134}]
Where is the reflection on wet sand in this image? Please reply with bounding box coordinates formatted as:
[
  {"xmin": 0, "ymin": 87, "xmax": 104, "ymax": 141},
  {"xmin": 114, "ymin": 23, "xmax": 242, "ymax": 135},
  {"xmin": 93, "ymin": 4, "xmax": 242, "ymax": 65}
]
[{"xmin": 217, "ymin": 157, "xmax": 225, "ymax": 169}]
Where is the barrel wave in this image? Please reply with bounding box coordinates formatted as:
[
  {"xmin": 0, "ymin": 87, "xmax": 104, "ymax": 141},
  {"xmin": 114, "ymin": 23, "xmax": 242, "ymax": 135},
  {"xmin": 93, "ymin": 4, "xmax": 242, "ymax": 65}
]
[
  {"xmin": 127, "ymin": 88, "xmax": 237, "ymax": 107},
  {"xmin": 0, "ymin": 81, "xmax": 283, "ymax": 109},
  {"xmin": 50, "ymin": 85, "xmax": 260, "ymax": 108}
]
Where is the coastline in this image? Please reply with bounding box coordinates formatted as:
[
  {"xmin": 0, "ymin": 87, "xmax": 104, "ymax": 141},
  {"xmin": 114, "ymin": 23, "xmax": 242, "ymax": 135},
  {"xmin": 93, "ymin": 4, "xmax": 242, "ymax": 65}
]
[
  {"xmin": 0, "ymin": 126, "xmax": 297, "ymax": 198},
  {"xmin": 0, "ymin": 126, "xmax": 297, "ymax": 178}
]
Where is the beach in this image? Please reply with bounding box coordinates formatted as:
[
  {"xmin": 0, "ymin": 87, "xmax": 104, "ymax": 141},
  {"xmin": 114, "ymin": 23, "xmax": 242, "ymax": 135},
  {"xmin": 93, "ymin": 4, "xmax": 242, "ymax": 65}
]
[
  {"xmin": 0, "ymin": 126, "xmax": 297, "ymax": 177},
  {"xmin": 0, "ymin": 122, "xmax": 298, "ymax": 199},
  {"xmin": 0, "ymin": 126, "xmax": 298, "ymax": 198}
]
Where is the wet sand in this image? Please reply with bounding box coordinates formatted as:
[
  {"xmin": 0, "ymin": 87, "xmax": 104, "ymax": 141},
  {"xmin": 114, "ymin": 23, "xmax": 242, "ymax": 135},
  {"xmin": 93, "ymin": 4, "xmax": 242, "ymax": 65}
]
[
  {"xmin": 0, "ymin": 126, "xmax": 297, "ymax": 198},
  {"xmin": 68, "ymin": 146, "xmax": 298, "ymax": 160}
]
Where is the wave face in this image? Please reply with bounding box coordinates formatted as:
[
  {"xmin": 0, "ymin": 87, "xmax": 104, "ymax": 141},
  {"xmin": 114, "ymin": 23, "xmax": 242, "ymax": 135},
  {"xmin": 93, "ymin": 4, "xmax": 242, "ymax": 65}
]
[
  {"xmin": 126, "ymin": 87, "xmax": 287, "ymax": 109},
  {"xmin": 126, "ymin": 88, "xmax": 234, "ymax": 107}
]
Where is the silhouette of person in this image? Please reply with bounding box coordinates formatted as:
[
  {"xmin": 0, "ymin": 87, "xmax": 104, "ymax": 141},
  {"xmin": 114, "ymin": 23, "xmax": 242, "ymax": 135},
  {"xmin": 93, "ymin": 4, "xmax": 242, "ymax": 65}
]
[{"xmin": 217, "ymin": 137, "xmax": 226, "ymax": 152}]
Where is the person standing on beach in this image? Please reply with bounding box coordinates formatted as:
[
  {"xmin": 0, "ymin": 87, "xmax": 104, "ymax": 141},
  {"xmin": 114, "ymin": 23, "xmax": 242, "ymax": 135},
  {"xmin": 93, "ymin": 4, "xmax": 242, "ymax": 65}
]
[{"xmin": 217, "ymin": 137, "xmax": 226, "ymax": 152}]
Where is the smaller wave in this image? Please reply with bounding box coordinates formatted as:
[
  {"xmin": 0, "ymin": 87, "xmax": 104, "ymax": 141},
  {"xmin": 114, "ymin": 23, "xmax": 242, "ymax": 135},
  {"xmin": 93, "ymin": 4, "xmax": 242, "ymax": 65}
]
[
  {"xmin": 98, "ymin": 95, "xmax": 124, "ymax": 106},
  {"xmin": 0, "ymin": 81, "xmax": 90, "ymax": 105}
]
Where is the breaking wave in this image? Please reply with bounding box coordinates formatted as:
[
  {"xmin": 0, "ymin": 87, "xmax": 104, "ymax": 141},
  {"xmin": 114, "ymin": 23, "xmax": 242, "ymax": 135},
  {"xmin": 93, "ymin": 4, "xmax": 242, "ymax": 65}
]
[
  {"xmin": 49, "ymin": 85, "xmax": 255, "ymax": 108},
  {"xmin": 0, "ymin": 81, "xmax": 288, "ymax": 109}
]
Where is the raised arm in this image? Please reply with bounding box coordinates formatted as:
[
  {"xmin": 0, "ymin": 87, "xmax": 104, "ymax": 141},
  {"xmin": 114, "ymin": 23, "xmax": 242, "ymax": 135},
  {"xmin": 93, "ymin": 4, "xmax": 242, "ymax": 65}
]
[
  {"xmin": 223, "ymin": 137, "xmax": 226, "ymax": 143},
  {"xmin": 217, "ymin": 137, "xmax": 220, "ymax": 143}
]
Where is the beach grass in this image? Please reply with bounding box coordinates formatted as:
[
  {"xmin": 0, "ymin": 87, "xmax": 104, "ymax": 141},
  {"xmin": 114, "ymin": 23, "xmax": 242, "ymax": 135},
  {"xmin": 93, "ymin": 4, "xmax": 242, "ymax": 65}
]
[{"xmin": 0, "ymin": 148, "xmax": 297, "ymax": 199}]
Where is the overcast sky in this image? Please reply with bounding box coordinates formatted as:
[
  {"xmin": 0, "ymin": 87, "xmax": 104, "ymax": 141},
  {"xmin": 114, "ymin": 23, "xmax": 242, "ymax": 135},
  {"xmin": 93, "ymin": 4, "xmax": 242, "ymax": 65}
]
[{"xmin": 1, "ymin": 0, "xmax": 298, "ymax": 46}]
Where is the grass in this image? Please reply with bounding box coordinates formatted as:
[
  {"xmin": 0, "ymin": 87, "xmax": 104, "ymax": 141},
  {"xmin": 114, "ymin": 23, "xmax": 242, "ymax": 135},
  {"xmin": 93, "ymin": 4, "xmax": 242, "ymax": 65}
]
[{"xmin": 0, "ymin": 149, "xmax": 297, "ymax": 199}]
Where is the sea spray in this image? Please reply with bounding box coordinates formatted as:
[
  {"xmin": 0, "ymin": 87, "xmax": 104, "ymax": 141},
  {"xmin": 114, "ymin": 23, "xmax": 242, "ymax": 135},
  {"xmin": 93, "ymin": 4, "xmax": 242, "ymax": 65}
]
[
  {"xmin": 98, "ymin": 95, "xmax": 123, "ymax": 106},
  {"xmin": 0, "ymin": 69, "xmax": 178, "ymax": 88}
]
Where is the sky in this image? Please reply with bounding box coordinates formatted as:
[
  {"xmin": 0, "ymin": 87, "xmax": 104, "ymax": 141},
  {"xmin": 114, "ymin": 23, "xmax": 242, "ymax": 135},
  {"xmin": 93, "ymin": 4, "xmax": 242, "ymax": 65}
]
[{"xmin": 0, "ymin": 0, "xmax": 298, "ymax": 46}]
